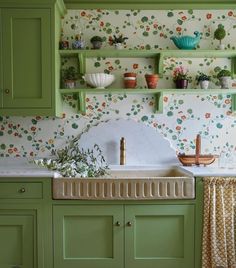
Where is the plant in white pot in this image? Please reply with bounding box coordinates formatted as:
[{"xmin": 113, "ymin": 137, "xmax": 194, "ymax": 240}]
[
  {"xmin": 217, "ymin": 69, "xmax": 232, "ymax": 89},
  {"xmin": 214, "ymin": 24, "xmax": 226, "ymax": 50},
  {"xmin": 196, "ymin": 72, "xmax": 211, "ymax": 89},
  {"xmin": 62, "ymin": 66, "xmax": 78, "ymax": 89},
  {"xmin": 109, "ymin": 34, "xmax": 128, "ymax": 49}
]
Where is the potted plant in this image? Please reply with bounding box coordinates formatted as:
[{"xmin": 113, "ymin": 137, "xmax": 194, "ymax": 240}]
[
  {"xmin": 217, "ymin": 69, "xmax": 232, "ymax": 89},
  {"xmin": 145, "ymin": 74, "xmax": 159, "ymax": 89},
  {"xmin": 214, "ymin": 24, "xmax": 226, "ymax": 50},
  {"xmin": 173, "ymin": 66, "xmax": 191, "ymax": 89},
  {"xmin": 196, "ymin": 72, "xmax": 211, "ymax": 89},
  {"xmin": 90, "ymin": 36, "xmax": 103, "ymax": 49},
  {"xmin": 110, "ymin": 34, "xmax": 128, "ymax": 49},
  {"xmin": 62, "ymin": 66, "xmax": 78, "ymax": 89}
]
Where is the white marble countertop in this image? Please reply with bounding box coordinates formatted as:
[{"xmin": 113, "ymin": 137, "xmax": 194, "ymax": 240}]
[
  {"xmin": 0, "ymin": 158, "xmax": 236, "ymax": 178},
  {"xmin": 0, "ymin": 158, "xmax": 54, "ymax": 177}
]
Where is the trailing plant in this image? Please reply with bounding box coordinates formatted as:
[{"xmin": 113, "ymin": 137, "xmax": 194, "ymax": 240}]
[
  {"xmin": 34, "ymin": 140, "xmax": 109, "ymax": 178},
  {"xmin": 217, "ymin": 69, "xmax": 232, "ymax": 79},
  {"xmin": 172, "ymin": 66, "xmax": 192, "ymax": 82},
  {"xmin": 196, "ymin": 72, "xmax": 211, "ymax": 84},
  {"xmin": 214, "ymin": 24, "xmax": 226, "ymax": 45},
  {"xmin": 62, "ymin": 66, "xmax": 78, "ymax": 81}
]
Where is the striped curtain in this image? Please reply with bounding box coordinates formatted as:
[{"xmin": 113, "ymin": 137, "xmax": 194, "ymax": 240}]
[{"xmin": 202, "ymin": 177, "xmax": 236, "ymax": 268}]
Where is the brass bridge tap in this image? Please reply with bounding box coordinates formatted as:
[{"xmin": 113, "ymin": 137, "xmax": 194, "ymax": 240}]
[{"xmin": 120, "ymin": 137, "xmax": 126, "ymax": 165}]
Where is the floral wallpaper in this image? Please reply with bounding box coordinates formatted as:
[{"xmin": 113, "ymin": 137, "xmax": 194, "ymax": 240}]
[{"xmin": 1, "ymin": 9, "xmax": 236, "ymax": 159}]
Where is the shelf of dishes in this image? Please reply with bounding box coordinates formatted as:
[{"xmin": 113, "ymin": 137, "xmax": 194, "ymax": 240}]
[{"xmin": 60, "ymin": 88, "xmax": 236, "ymax": 114}]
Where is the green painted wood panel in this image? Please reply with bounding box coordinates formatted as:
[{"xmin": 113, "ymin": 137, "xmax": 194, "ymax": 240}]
[
  {"xmin": 53, "ymin": 205, "xmax": 124, "ymax": 268},
  {"xmin": 125, "ymin": 204, "xmax": 195, "ymax": 268},
  {"xmin": 0, "ymin": 212, "xmax": 34, "ymax": 268},
  {"xmin": 2, "ymin": 9, "xmax": 52, "ymax": 109},
  {"xmin": 0, "ymin": 182, "xmax": 43, "ymax": 199}
]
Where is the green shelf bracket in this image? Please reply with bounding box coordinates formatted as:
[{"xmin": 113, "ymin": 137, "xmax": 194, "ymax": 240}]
[
  {"xmin": 154, "ymin": 92, "xmax": 163, "ymax": 114},
  {"xmin": 231, "ymin": 57, "xmax": 236, "ymax": 78},
  {"xmin": 157, "ymin": 53, "xmax": 164, "ymax": 78},
  {"xmin": 78, "ymin": 91, "xmax": 86, "ymax": 113},
  {"xmin": 231, "ymin": 94, "xmax": 236, "ymax": 112},
  {"xmin": 78, "ymin": 53, "xmax": 86, "ymax": 74}
]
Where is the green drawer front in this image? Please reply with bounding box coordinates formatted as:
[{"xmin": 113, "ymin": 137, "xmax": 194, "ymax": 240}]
[{"xmin": 0, "ymin": 182, "xmax": 43, "ymax": 199}]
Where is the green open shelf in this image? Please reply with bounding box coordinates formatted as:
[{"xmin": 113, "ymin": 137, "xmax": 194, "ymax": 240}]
[
  {"xmin": 59, "ymin": 49, "xmax": 236, "ymax": 77},
  {"xmin": 60, "ymin": 88, "xmax": 236, "ymax": 114}
]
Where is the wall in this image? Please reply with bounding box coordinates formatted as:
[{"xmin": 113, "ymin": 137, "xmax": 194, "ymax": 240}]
[{"xmin": 0, "ymin": 9, "xmax": 236, "ymax": 158}]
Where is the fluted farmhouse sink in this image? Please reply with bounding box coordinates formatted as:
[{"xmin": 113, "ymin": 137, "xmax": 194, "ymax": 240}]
[{"xmin": 53, "ymin": 167, "xmax": 195, "ymax": 200}]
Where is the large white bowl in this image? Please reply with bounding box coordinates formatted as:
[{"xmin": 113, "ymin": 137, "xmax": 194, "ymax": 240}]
[{"xmin": 83, "ymin": 73, "xmax": 115, "ymax": 89}]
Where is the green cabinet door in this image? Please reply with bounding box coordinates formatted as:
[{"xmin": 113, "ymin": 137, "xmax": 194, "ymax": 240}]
[
  {"xmin": 125, "ymin": 204, "xmax": 195, "ymax": 268},
  {"xmin": 0, "ymin": 209, "xmax": 35, "ymax": 268},
  {"xmin": 53, "ymin": 205, "xmax": 124, "ymax": 268},
  {"xmin": 1, "ymin": 9, "xmax": 52, "ymax": 109}
]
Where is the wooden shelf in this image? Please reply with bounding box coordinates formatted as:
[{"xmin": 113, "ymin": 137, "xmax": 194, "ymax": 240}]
[{"xmin": 60, "ymin": 88, "xmax": 236, "ymax": 114}]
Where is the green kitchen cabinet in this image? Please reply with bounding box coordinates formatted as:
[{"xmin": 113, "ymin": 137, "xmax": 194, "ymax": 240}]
[
  {"xmin": 0, "ymin": 0, "xmax": 66, "ymax": 116},
  {"xmin": 125, "ymin": 204, "xmax": 195, "ymax": 268},
  {"xmin": 0, "ymin": 178, "xmax": 53, "ymax": 268},
  {"xmin": 53, "ymin": 205, "xmax": 124, "ymax": 268},
  {"xmin": 53, "ymin": 203, "xmax": 195, "ymax": 268}
]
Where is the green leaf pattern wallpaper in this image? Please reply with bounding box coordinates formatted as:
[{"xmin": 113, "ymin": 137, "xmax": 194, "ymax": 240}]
[{"xmin": 1, "ymin": 9, "xmax": 236, "ymax": 158}]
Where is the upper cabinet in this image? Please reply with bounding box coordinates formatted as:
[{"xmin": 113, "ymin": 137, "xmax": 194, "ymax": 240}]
[{"xmin": 0, "ymin": 0, "xmax": 66, "ymax": 116}]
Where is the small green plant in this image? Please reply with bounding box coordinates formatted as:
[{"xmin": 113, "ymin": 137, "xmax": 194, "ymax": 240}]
[
  {"xmin": 90, "ymin": 36, "xmax": 103, "ymax": 43},
  {"xmin": 62, "ymin": 66, "xmax": 78, "ymax": 81},
  {"xmin": 217, "ymin": 69, "xmax": 232, "ymax": 79},
  {"xmin": 214, "ymin": 24, "xmax": 226, "ymax": 45},
  {"xmin": 110, "ymin": 34, "xmax": 128, "ymax": 44},
  {"xmin": 196, "ymin": 72, "xmax": 211, "ymax": 84}
]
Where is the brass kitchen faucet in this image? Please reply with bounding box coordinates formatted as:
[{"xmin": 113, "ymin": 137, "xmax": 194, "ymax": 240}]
[{"xmin": 120, "ymin": 137, "xmax": 126, "ymax": 165}]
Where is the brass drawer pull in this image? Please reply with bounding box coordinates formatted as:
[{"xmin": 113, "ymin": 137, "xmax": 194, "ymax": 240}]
[
  {"xmin": 115, "ymin": 221, "xmax": 121, "ymax": 227},
  {"xmin": 127, "ymin": 221, "xmax": 132, "ymax": 227},
  {"xmin": 4, "ymin": 89, "xmax": 10, "ymax": 94},
  {"xmin": 19, "ymin": 188, "xmax": 26, "ymax": 193}
]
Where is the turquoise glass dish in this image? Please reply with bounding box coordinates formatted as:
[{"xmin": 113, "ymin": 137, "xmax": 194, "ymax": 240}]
[{"xmin": 170, "ymin": 31, "xmax": 200, "ymax": 50}]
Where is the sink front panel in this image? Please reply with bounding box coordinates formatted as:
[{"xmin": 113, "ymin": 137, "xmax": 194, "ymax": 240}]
[{"xmin": 53, "ymin": 177, "xmax": 195, "ymax": 200}]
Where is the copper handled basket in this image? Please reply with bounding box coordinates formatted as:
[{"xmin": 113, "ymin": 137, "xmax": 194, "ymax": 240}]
[{"xmin": 178, "ymin": 135, "xmax": 217, "ymax": 166}]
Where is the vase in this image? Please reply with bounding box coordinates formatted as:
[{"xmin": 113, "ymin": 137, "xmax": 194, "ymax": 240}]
[
  {"xmin": 199, "ymin": 80, "xmax": 209, "ymax": 90},
  {"xmin": 145, "ymin": 74, "xmax": 159, "ymax": 89},
  {"xmin": 175, "ymin": 79, "xmax": 188, "ymax": 89},
  {"xmin": 219, "ymin": 76, "xmax": 231, "ymax": 89}
]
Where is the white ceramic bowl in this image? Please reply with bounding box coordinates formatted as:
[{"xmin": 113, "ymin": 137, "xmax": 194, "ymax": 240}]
[{"xmin": 83, "ymin": 73, "xmax": 115, "ymax": 89}]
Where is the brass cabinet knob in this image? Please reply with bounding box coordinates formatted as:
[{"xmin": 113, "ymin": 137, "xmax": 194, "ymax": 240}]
[
  {"xmin": 19, "ymin": 188, "xmax": 26, "ymax": 193},
  {"xmin": 4, "ymin": 89, "xmax": 10, "ymax": 94},
  {"xmin": 127, "ymin": 221, "xmax": 132, "ymax": 227},
  {"xmin": 115, "ymin": 221, "xmax": 121, "ymax": 227}
]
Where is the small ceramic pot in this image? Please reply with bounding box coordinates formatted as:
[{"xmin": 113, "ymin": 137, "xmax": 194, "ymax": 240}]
[
  {"xmin": 145, "ymin": 74, "xmax": 159, "ymax": 89},
  {"xmin": 218, "ymin": 44, "xmax": 225, "ymax": 50},
  {"xmin": 64, "ymin": 80, "xmax": 76, "ymax": 89},
  {"xmin": 124, "ymin": 73, "xmax": 137, "ymax": 88},
  {"xmin": 59, "ymin": 40, "xmax": 69, "ymax": 50},
  {"xmin": 114, "ymin": 43, "xmax": 123, "ymax": 50},
  {"xmin": 199, "ymin": 80, "xmax": 209, "ymax": 90},
  {"xmin": 175, "ymin": 79, "xmax": 188, "ymax": 89},
  {"xmin": 91, "ymin": 41, "xmax": 102, "ymax": 49},
  {"xmin": 219, "ymin": 76, "xmax": 231, "ymax": 89},
  {"xmin": 72, "ymin": 40, "xmax": 85, "ymax": 49}
]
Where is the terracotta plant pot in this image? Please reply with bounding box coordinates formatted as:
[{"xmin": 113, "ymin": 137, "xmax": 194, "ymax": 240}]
[
  {"xmin": 124, "ymin": 73, "xmax": 137, "ymax": 88},
  {"xmin": 145, "ymin": 74, "xmax": 159, "ymax": 89},
  {"xmin": 64, "ymin": 79, "xmax": 76, "ymax": 89},
  {"xmin": 175, "ymin": 79, "xmax": 188, "ymax": 89}
]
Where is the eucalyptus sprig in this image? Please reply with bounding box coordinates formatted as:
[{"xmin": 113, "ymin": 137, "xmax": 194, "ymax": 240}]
[{"xmin": 34, "ymin": 142, "xmax": 109, "ymax": 178}]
